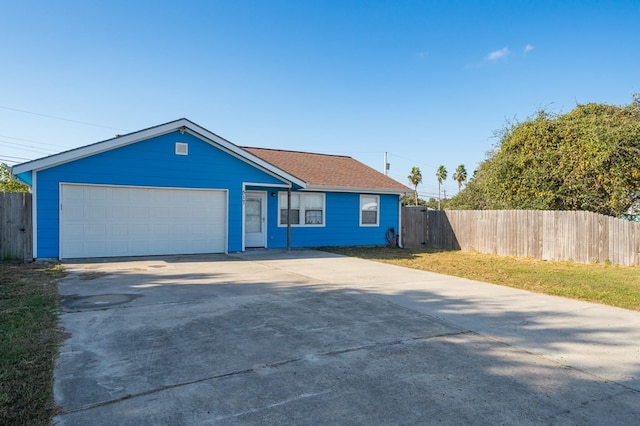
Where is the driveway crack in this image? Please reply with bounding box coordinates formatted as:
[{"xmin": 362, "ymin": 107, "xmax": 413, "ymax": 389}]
[{"xmin": 59, "ymin": 330, "xmax": 470, "ymax": 416}]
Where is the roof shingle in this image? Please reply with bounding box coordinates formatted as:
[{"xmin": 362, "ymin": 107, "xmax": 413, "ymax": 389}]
[{"xmin": 243, "ymin": 147, "xmax": 410, "ymax": 192}]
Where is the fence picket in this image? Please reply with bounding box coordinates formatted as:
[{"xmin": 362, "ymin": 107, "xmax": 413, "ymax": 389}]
[{"xmin": 401, "ymin": 208, "xmax": 639, "ymax": 266}]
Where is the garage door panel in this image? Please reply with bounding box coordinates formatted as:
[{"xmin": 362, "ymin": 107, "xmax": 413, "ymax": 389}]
[
  {"xmin": 88, "ymin": 206, "xmax": 107, "ymax": 220},
  {"xmin": 153, "ymin": 191, "xmax": 171, "ymax": 202},
  {"xmin": 64, "ymin": 186, "xmax": 85, "ymax": 202},
  {"xmin": 128, "ymin": 240, "xmax": 151, "ymax": 253},
  {"xmin": 111, "ymin": 223, "xmax": 129, "ymax": 236},
  {"xmin": 169, "ymin": 207, "xmax": 187, "ymax": 220},
  {"xmin": 150, "ymin": 223, "xmax": 170, "ymax": 234},
  {"xmin": 86, "ymin": 240, "xmax": 106, "ymax": 254},
  {"xmin": 87, "ymin": 187, "xmax": 108, "ymax": 201},
  {"xmin": 152, "ymin": 208, "xmax": 170, "ymax": 219},
  {"xmin": 87, "ymin": 223, "xmax": 106, "ymax": 238},
  {"xmin": 111, "ymin": 206, "xmax": 129, "ymax": 220},
  {"xmin": 111, "ymin": 189, "xmax": 130, "ymax": 202},
  {"xmin": 131, "ymin": 206, "xmax": 150, "ymax": 220},
  {"xmin": 61, "ymin": 185, "xmax": 226, "ymax": 258}
]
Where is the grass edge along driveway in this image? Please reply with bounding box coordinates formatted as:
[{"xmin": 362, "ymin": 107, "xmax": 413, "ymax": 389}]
[
  {"xmin": 2, "ymin": 247, "xmax": 640, "ymax": 424},
  {"xmin": 0, "ymin": 262, "xmax": 66, "ymax": 426},
  {"xmin": 323, "ymin": 247, "xmax": 640, "ymax": 312}
]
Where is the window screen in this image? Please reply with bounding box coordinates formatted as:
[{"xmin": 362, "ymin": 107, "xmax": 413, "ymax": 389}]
[
  {"xmin": 360, "ymin": 195, "xmax": 379, "ymax": 226},
  {"xmin": 278, "ymin": 192, "xmax": 324, "ymax": 226}
]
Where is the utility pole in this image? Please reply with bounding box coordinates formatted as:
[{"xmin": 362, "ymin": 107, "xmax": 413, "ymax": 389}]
[{"xmin": 384, "ymin": 152, "xmax": 390, "ymax": 176}]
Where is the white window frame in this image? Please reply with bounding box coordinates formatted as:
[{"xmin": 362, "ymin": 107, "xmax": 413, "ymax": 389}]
[
  {"xmin": 278, "ymin": 192, "xmax": 326, "ymax": 227},
  {"xmin": 360, "ymin": 194, "xmax": 380, "ymax": 227}
]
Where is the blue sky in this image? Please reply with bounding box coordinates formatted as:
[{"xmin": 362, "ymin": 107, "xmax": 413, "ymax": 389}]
[{"xmin": 2, "ymin": 1, "xmax": 638, "ymax": 198}]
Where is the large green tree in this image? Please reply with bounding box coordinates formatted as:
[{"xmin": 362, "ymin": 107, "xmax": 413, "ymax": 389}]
[
  {"xmin": 449, "ymin": 100, "xmax": 640, "ymax": 216},
  {"xmin": 0, "ymin": 163, "xmax": 29, "ymax": 192}
]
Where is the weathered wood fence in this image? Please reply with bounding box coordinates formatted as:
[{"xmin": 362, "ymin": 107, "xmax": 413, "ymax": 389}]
[
  {"xmin": 0, "ymin": 192, "xmax": 32, "ymax": 261},
  {"xmin": 402, "ymin": 208, "xmax": 640, "ymax": 266}
]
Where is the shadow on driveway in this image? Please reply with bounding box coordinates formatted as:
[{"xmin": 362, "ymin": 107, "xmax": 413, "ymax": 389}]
[{"xmin": 54, "ymin": 251, "xmax": 640, "ymax": 425}]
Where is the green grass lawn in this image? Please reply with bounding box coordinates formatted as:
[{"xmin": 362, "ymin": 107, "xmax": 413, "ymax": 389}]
[
  {"xmin": 324, "ymin": 247, "xmax": 640, "ymax": 312},
  {"xmin": 0, "ymin": 262, "xmax": 66, "ymax": 425}
]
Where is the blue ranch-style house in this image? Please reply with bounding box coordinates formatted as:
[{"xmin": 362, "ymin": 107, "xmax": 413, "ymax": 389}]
[{"xmin": 12, "ymin": 119, "xmax": 410, "ymax": 260}]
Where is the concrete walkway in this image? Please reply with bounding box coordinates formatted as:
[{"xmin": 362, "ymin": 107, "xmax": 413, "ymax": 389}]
[{"xmin": 54, "ymin": 250, "xmax": 640, "ymax": 425}]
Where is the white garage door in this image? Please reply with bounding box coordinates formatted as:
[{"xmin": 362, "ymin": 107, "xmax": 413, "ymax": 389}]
[{"xmin": 60, "ymin": 184, "xmax": 227, "ymax": 259}]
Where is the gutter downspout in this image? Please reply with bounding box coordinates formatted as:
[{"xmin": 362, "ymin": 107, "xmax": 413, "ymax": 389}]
[
  {"xmin": 398, "ymin": 193, "xmax": 404, "ymax": 248},
  {"xmin": 287, "ymin": 186, "xmax": 292, "ymax": 251}
]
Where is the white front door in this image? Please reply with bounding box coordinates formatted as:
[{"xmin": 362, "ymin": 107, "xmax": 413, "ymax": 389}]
[{"xmin": 244, "ymin": 191, "xmax": 266, "ymax": 248}]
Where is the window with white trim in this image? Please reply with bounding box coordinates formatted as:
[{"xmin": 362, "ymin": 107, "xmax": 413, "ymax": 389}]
[
  {"xmin": 279, "ymin": 192, "xmax": 325, "ymax": 226},
  {"xmin": 360, "ymin": 195, "xmax": 379, "ymax": 226}
]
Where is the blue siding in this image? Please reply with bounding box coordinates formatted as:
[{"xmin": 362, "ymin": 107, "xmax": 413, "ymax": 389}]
[
  {"xmin": 263, "ymin": 192, "xmax": 400, "ymax": 248},
  {"xmin": 34, "ymin": 130, "xmax": 402, "ymax": 258},
  {"xmin": 16, "ymin": 171, "xmax": 32, "ymax": 185},
  {"xmin": 36, "ymin": 131, "xmax": 285, "ymax": 257}
]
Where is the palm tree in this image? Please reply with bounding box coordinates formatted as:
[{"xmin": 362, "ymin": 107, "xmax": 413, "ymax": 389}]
[
  {"xmin": 452, "ymin": 164, "xmax": 467, "ymax": 191},
  {"xmin": 408, "ymin": 166, "xmax": 422, "ymax": 206},
  {"xmin": 436, "ymin": 165, "xmax": 447, "ymax": 209}
]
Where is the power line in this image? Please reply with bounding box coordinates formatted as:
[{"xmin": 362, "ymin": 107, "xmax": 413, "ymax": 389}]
[
  {"xmin": 0, "ymin": 105, "xmax": 129, "ymax": 131},
  {"xmin": 0, "ymin": 133, "xmax": 72, "ymax": 149},
  {"xmin": 0, "ymin": 140, "xmax": 53, "ymax": 155},
  {"xmin": 0, "ymin": 153, "xmax": 32, "ymax": 160},
  {"xmin": 387, "ymin": 152, "xmax": 439, "ymax": 170},
  {"xmin": 0, "ymin": 153, "xmax": 33, "ymax": 165}
]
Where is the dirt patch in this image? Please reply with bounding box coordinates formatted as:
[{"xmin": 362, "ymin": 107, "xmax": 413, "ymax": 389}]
[
  {"xmin": 78, "ymin": 271, "xmax": 110, "ymax": 280},
  {"xmin": 60, "ymin": 293, "xmax": 142, "ymax": 310}
]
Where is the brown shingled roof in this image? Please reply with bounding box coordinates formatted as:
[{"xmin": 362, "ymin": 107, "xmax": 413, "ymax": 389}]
[{"xmin": 243, "ymin": 147, "xmax": 410, "ymax": 193}]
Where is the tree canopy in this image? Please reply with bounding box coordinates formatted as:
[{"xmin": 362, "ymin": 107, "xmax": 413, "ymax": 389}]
[
  {"xmin": 0, "ymin": 163, "xmax": 29, "ymax": 192},
  {"xmin": 407, "ymin": 166, "xmax": 422, "ymax": 206},
  {"xmin": 452, "ymin": 164, "xmax": 467, "ymax": 190},
  {"xmin": 449, "ymin": 101, "xmax": 640, "ymax": 216},
  {"xmin": 435, "ymin": 165, "xmax": 447, "ymax": 210}
]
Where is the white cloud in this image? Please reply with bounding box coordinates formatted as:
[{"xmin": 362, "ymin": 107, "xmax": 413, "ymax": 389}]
[
  {"xmin": 524, "ymin": 44, "xmax": 534, "ymax": 54},
  {"xmin": 486, "ymin": 47, "xmax": 510, "ymax": 62}
]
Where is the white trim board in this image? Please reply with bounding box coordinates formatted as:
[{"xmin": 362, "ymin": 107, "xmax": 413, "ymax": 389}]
[{"xmin": 13, "ymin": 118, "xmax": 307, "ymax": 189}]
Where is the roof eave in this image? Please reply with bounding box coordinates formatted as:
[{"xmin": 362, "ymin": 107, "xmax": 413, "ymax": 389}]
[
  {"xmin": 10, "ymin": 118, "xmax": 308, "ymax": 188},
  {"xmin": 303, "ymin": 184, "xmax": 410, "ymax": 195},
  {"xmin": 11, "ymin": 119, "xmax": 192, "ymax": 175}
]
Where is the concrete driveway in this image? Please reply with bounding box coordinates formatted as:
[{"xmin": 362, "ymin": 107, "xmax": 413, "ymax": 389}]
[{"xmin": 54, "ymin": 250, "xmax": 640, "ymax": 425}]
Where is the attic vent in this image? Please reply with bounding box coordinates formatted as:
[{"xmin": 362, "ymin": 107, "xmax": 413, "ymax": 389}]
[{"xmin": 175, "ymin": 142, "xmax": 188, "ymax": 155}]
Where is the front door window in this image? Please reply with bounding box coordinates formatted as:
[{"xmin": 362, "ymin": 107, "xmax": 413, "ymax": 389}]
[{"xmin": 246, "ymin": 199, "xmax": 262, "ymax": 233}]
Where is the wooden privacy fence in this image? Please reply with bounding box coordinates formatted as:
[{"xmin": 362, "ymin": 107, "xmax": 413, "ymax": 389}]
[
  {"xmin": 402, "ymin": 208, "xmax": 640, "ymax": 266},
  {"xmin": 0, "ymin": 192, "xmax": 32, "ymax": 261}
]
